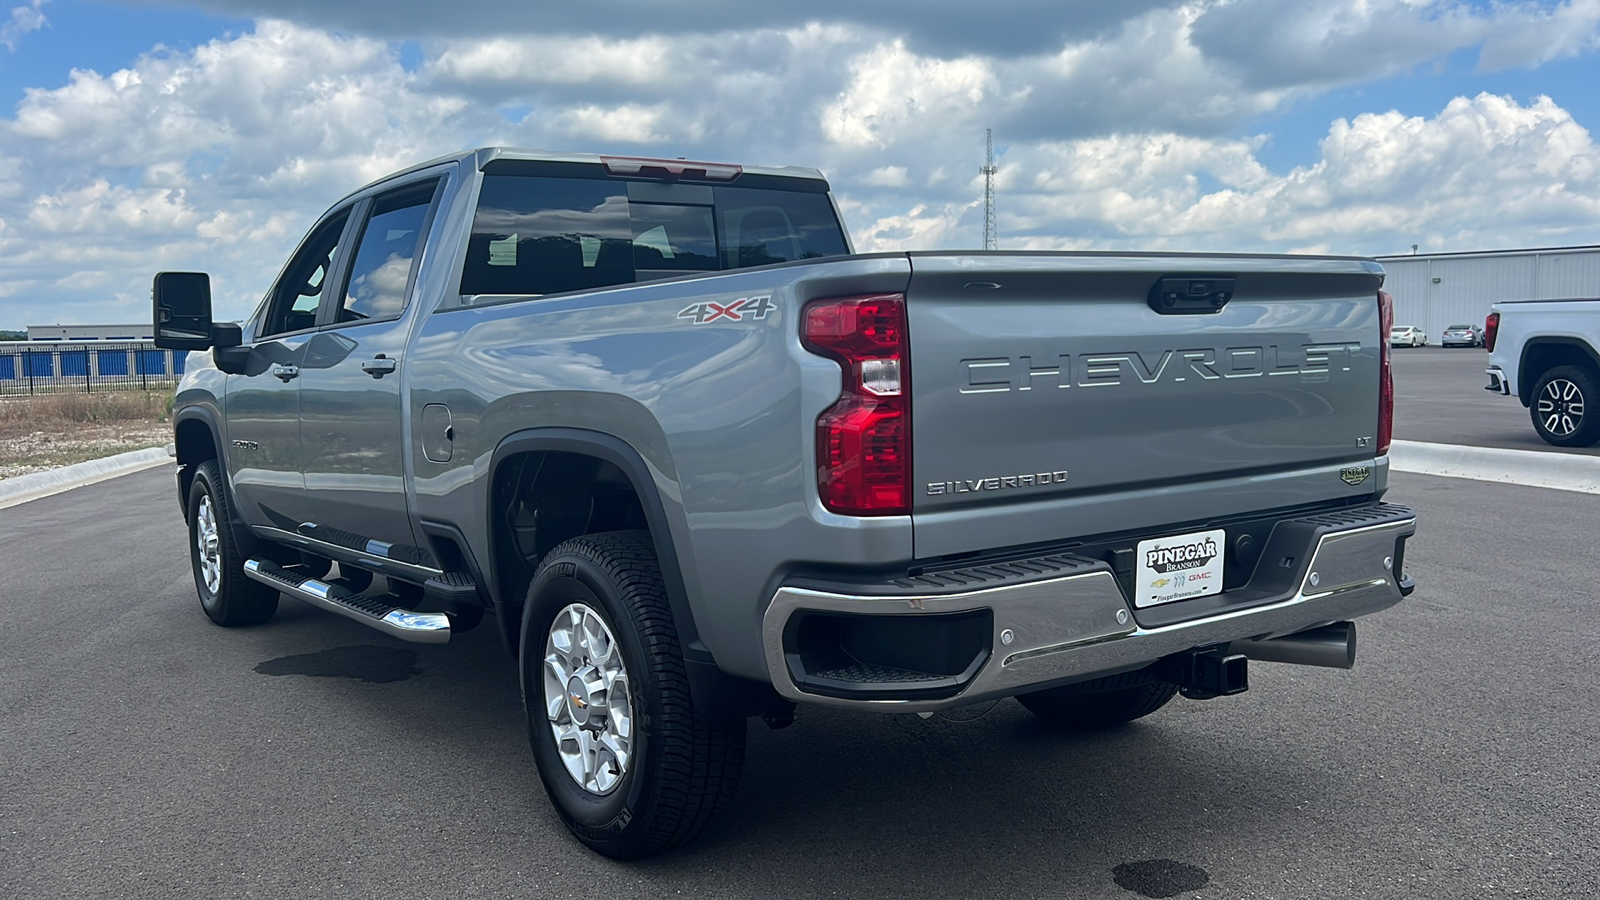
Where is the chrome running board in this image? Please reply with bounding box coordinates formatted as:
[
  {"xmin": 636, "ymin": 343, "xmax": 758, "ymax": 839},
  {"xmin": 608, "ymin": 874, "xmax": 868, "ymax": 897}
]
[{"xmin": 243, "ymin": 559, "xmax": 450, "ymax": 645}]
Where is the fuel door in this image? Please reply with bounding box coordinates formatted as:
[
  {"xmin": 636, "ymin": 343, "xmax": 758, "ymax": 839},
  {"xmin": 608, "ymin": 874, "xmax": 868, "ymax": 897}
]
[{"xmin": 421, "ymin": 404, "xmax": 453, "ymax": 463}]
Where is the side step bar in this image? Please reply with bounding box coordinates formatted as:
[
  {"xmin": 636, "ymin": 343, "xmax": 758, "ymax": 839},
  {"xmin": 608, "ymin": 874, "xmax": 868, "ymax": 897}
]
[{"xmin": 243, "ymin": 559, "xmax": 451, "ymax": 645}]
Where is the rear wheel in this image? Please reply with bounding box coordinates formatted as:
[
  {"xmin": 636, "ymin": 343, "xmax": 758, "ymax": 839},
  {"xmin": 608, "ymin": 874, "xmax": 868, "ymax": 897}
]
[
  {"xmin": 1017, "ymin": 671, "xmax": 1178, "ymax": 729},
  {"xmin": 521, "ymin": 531, "xmax": 744, "ymax": 859},
  {"xmin": 1530, "ymin": 365, "xmax": 1600, "ymax": 447},
  {"xmin": 187, "ymin": 459, "xmax": 278, "ymax": 627}
]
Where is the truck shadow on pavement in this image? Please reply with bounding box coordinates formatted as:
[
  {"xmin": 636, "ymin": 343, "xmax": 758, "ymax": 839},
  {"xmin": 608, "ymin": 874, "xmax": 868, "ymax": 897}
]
[{"xmin": 242, "ymin": 600, "xmax": 1329, "ymax": 898}]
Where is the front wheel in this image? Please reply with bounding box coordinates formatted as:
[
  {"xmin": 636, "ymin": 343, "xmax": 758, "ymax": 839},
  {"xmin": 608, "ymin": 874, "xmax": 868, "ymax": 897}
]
[
  {"xmin": 1530, "ymin": 365, "xmax": 1600, "ymax": 447},
  {"xmin": 187, "ymin": 459, "xmax": 279, "ymax": 627},
  {"xmin": 521, "ymin": 531, "xmax": 745, "ymax": 859}
]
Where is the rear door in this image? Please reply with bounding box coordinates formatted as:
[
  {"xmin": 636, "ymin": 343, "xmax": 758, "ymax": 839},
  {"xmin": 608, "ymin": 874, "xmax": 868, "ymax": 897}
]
[
  {"xmin": 296, "ymin": 176, "xmax": 444, "ymax": 551},
  {"xmin": 904, "ymin": 253, "xmax": 1386, "ymax": 557}
]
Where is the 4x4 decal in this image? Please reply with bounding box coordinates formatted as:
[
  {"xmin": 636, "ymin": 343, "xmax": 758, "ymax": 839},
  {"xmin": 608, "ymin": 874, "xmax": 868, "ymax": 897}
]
[{"xmin": 678, "ymin": 295, "xmax": 775, "ymax": 324}]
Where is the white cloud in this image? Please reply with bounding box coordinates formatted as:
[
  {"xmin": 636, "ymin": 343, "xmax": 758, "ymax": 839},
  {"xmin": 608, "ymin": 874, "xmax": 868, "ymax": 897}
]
[
  {"xmin": 1479, "ymin": 0, "xmax": 1600, "ymax": 70},
  {"xmin": 0, "ymin": 0, "xmax": 46, "ymax": 52},
  {"xmin": 0, "ymin": 9, "xmax": 1597, "ymax": 327},
  {"xmin": 862, "ymin": 166, "xmax": 911, "ymax": 188},
  {"xmin": 952, "ymin": 93, "xmax": 1600, "ymax": 255}
]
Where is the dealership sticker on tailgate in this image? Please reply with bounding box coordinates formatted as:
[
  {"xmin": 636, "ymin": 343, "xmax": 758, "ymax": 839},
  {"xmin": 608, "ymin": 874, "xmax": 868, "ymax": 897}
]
[{"xmin": 1135, "ymin": 528, "xmax": 1226, "ymax": 608}]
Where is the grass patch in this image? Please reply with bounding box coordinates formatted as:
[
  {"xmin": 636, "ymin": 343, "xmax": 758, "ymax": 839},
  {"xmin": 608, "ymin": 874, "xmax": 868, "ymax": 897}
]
[
  {"xmin": 0, "ymin": 389, "xmax": 172, "ymax": 478},
  {"xmin": 0, "ymin": 390, "xmax": 171, "ymax": 431}
]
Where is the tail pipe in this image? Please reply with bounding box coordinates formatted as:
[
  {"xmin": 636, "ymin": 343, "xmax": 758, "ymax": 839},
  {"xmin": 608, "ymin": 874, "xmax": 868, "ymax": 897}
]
[{"xmin": 1229, "ymin": 621, "xmax": 1357, "ymax": 670}]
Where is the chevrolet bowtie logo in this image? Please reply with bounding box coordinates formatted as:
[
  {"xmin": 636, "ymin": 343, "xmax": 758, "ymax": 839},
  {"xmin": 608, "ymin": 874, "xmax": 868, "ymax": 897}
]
[{"xmin": 570, "ymin": 694, "xmax": 588, "ymax": 709}]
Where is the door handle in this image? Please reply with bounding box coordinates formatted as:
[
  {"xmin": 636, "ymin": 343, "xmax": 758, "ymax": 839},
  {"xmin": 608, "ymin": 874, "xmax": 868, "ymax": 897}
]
[
  {"xmin": 271, "ymin": 363, "xmax": 300, "ymax": 382},
  {"xmin": 360, "ymin": 355, "xmax": 398, "ymax": 378}
]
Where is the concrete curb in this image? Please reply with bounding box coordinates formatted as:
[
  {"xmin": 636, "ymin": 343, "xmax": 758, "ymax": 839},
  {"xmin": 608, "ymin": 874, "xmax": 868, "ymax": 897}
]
[
  {"xmin": 0, "ymin": 446, "xmax": 173, "ymax": 511},
  {"xmin": 1390, "ymin": 439, "xmax": 1600, "ymax": 494}
]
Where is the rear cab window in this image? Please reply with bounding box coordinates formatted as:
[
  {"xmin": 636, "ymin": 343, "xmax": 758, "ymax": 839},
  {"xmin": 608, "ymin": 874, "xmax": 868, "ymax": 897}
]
[{"xmin": 459, "ymin": 163, "xmax": 849, "ymax": 298}]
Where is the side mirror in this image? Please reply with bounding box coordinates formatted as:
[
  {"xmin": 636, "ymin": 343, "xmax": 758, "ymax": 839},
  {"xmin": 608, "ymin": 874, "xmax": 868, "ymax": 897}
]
[
  {"xmin": 211, "ymin": 323, "xmax": 250, "ymax": 375},
  {"xmin": 153, "ymin": 271, "xmax": 215, "ymax": 350}
]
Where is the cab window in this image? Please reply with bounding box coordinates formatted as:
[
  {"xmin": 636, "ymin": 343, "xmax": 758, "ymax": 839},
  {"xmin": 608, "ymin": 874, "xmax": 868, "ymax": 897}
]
[
  {"xmin": 260, "ymin": 209, "xmax": 350, "ymax": 337},
  {"xmin": 337, "ymin": 180, "xmax": 440, "ymax": 324}
]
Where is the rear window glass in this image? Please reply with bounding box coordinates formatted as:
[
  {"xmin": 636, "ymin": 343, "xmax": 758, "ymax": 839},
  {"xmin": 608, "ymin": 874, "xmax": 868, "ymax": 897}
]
[{"xmin": 461, "ymin": 175, "xmax": 848, "ymax": 296}]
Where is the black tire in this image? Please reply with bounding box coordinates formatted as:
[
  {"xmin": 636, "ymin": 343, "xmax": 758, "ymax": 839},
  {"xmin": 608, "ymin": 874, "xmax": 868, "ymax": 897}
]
[
  {"xmin": 520, "ymin": 531, "xmax": 744, "ymax": 859},
  {"xmin": 1530, "ymin": 365, "xmax": 1600, "ymax": 447},
  {"xmin": 1016, "ymin": 671, "xmax": 1178, "ymax": 729},
  {"xmin": 186, "ymin": 459, "xmax": 279, "ymax": 627}
]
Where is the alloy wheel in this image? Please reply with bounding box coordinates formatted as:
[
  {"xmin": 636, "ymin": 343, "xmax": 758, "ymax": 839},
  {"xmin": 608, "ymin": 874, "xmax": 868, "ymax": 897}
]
[
  {"xmin": 1538, "ymin": 378, "xmax": 1585, "ymax": 437},
  {"xmin": 543, "ymin": 602, "xmax": 633, "ymax": 795},
  {"xmin": 196, "ymin": 493, "xmax": 222, "ymax": 595}
]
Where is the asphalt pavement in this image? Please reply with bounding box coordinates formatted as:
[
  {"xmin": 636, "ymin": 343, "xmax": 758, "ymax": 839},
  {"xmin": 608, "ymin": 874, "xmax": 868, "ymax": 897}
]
[
  {"xmin": 1388, "ymin": 345, "xmax": 1600, "ymax": 454},
  {"xmin": 2, "ymin": 465, "xmax": 1597, "ymax": 899}
]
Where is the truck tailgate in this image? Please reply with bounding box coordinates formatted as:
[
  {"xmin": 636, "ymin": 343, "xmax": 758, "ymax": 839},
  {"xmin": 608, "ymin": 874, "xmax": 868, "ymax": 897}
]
[{"xmin": 906, "ymin": 253, "xmax": 1386, "ymax": 558}]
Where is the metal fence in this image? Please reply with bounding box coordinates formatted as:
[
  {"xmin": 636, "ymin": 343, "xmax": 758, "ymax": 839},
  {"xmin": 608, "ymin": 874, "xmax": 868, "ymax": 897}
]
[{"xmin": 0, "ymin": 342, "xmax": 186, "ymax": 396}]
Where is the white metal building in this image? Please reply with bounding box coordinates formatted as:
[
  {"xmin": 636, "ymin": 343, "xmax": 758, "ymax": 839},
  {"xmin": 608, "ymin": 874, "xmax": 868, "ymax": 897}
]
[
  {"xmin": 1375, "ymin": 246, "xmax": 1600, "ymax": 341},
  {"xmin": 25, "ymin": 324, "xmax": 153, "ymax": 341}
]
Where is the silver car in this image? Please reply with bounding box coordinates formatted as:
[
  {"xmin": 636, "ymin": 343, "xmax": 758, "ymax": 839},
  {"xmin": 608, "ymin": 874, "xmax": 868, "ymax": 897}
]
[{"xmin": 1440, "ymin": 324, "xmax": 1483, "ymax": 348}]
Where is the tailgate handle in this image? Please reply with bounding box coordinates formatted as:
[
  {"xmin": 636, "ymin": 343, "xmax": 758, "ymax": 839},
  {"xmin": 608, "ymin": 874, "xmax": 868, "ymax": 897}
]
[{"xmin": 1149, "ymin": 276, "xmax": 1235, "ymax": 315}]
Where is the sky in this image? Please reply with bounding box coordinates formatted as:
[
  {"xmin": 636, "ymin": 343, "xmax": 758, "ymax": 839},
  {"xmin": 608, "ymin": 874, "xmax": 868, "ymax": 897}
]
[{"xmin": 1, "ymin": 0, "xmax": 1599, "ymax": 326}]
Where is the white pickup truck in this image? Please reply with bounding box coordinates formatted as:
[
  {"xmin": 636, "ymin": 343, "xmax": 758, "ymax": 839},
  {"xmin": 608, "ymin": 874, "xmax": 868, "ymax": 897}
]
[{"xmin": 1485, "ymin": 300, "xmax": 1600, "ymax": 446}]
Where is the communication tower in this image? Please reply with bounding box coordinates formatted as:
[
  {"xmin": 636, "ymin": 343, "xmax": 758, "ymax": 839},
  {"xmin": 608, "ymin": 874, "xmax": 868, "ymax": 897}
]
[{"xmin": 981, "ymin": 129, "xmax": 997, "ymax": 251}]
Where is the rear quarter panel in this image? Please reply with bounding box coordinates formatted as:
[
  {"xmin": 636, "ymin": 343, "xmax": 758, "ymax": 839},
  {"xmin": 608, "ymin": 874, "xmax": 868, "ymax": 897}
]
[{"xmin": 406, "ymin": 256, "xmax": 912, "ymax": 680}]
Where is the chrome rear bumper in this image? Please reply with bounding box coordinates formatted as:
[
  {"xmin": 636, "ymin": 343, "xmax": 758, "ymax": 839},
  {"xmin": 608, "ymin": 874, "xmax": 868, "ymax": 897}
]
[{"xmin": 762, "ymin": 508, "xmax": 1416, "ymax": 712}]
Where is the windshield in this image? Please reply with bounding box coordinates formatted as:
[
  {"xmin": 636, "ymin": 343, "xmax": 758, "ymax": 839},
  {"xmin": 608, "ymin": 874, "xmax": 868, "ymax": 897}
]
[{"xmin": 461, "ymin": 174, "xmax": 850, "ymax": 295}]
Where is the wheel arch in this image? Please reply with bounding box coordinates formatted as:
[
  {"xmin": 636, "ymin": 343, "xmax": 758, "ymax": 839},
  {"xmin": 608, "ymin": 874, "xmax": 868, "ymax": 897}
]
[
  {"xmin": 1517, "ymin": 337, "xmax": 1600, "ymax": 407},
  {"xmin": 486, "ymin": 427, "xmax": 703, "ymax": 665},
  {"xmin": 173, "ymin": 407, "xmax": 222, "ymax": 522}
]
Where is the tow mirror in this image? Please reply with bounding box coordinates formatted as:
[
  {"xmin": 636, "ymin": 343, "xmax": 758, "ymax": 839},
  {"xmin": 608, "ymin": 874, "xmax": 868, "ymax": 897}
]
[{"xmin": 152, "ymin": 272, "xmax": 216, "ymax": 350}]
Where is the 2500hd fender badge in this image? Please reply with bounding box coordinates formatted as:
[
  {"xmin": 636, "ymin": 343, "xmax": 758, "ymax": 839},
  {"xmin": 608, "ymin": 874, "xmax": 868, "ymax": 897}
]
[{"xmin": 927, "ymin": 470, "xmax": 1068, "ymax": 495}]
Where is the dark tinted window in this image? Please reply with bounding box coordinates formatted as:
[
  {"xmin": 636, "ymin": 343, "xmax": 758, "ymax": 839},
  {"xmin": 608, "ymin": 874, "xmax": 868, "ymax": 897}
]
[
  {"xmin": 262, "ymin": 209, "xmax": 350, "ymax": 337},
  {"xmin": 461, "ymin": 175, "xmax": 848, "ymax": 296},
  {"xmin": 338, "ymin": 180, "xmax": 438, "ymax": 323},
  {"xmin": 631, "ymin": 203, "xmax": 718, "ymax": 275},
  {"xmin": 716, "ymin": 187, "xmax": 849, "ymax": 268},
  {"xmin": 464, "ymin": 178, "xmax": 633, "ymax": 295}
]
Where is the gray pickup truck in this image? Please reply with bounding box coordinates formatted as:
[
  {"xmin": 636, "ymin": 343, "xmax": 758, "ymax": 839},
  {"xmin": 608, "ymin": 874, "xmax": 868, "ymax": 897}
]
[{"xmin": 154, "ymin": 147, "xmax": 1417, "ymax": 858}]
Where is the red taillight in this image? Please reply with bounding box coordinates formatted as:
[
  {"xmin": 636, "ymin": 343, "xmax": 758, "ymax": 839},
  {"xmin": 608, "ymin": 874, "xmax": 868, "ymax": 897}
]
[
  {"xmin": 1378, "ymin": 290, "xmax": 1394, "ymax": 455},
  {"xmin": 1484, "ymin": 311, "xmax": 1500, "ymax": 352},
  {"xmin": 803, "ymin": 294, "xmax": 910, "ymax": 515}
]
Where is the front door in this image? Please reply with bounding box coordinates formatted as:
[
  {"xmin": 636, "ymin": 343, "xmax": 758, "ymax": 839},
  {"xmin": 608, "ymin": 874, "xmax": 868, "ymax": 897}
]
[
  {"xmin": 297, "ymin": 178, "xmax": 442, "ymax": 554},
  {"xmin": 226, "ymin": 206, "xmax": 354, "ymax": 531}
]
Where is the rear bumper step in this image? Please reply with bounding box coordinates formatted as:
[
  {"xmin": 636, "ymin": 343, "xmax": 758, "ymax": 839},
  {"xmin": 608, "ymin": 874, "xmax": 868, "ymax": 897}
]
[
  {"xmin": 243, "ymin": 559, "xmax": 451, "ymax": 644},
  {"xmin": 763, "ymin": 503, "xmax": 1414, "ymax": 711}
]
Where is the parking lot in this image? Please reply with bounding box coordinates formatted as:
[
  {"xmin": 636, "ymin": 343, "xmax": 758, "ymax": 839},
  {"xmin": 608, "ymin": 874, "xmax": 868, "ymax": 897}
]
[
  {"xmin": 1389, "ymin": 344, "xmax": 1600, "ymax": 455},
  {"xmin": 2, "ymin": 349, "xmax": 1597, "ymax": 899}
]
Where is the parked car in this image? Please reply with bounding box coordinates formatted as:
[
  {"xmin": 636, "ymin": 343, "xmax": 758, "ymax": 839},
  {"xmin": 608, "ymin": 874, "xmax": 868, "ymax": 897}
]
[
  {"xmin": 1486, "ymin": 302, "xmax": 1600, "ymax": 446},
  {"xmin": 1390, "ymin": 325, "xmax": 1426, "ymax": 347},
  {"xmin": 153, "ymin": 147, "xmax": 1417, "ymax": 859},
  {"xmin": 1440, "ymin": 324, "xmax": 1483, "ymax": 348}
]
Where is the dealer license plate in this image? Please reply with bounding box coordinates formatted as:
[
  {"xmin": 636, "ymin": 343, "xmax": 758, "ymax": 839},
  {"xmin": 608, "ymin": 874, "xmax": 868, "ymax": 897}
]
[{"xmin": 1134, "ymin": 528, "xmax": 1226, "ymax": 608}]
